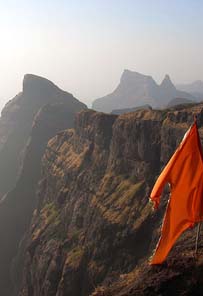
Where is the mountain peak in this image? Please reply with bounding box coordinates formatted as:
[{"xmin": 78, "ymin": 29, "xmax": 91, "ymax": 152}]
[
  {"xmin": 23, "ymin": 74, "xmax": 59, "ymax": 94},
  {"xmin": 120, "ymin": 69, "xmax": 153, "ymax": 83},
  {"xmin": 92, "ymin": 70, "xmax": 193, "ymax": 112},
  {"xmin": 160, "ymin": 74, "xmax": 176, "ymax": 90},
  {"xmin": 162, "ymin": 74, "xmax": 172, "ymax": 84},
  {"xmin": 164, "ymin": 74, "xmax": 171, "ymax": 80}
]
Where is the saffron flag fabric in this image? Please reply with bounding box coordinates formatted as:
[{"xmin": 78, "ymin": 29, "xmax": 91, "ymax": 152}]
[{"xmin": 150, "ymin": 121, "xmax": 203, "ymax": 265}]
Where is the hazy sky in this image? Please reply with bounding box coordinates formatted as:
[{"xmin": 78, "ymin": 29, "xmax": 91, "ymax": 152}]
[{"xmin": 0, "ymin": 0, "xmax": 203, "ymax": 110}]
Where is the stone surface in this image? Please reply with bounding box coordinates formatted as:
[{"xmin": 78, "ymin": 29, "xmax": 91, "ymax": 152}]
[{"xmin": 19, "ymin": 103, "xmax": 203, "ymax": 296}]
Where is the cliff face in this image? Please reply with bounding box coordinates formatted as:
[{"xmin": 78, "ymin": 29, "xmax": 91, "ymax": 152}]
[
  {"xmin": 19, "ymin": 104, "xmax": 203, "ymax": 296},
  {"xmin": 0, "ymin": 74, "xmax": 86, "ymax": 295},
  {"xmin": 0, "ymin": 74, "xmax": 86, "ymax": 199},
  {"xmin": 91, "ymin": 105, "xmax": 203, "ymax": 296}
]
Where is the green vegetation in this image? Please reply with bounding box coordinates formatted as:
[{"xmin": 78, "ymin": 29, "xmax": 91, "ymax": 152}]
[
  {"xmin": 66, "ymin": 246, "xmax": 84, "ymax": 268},
  {"xmin": 32, "ymin": 202, "xmax": 59, "ymax": 240},
  {"xmin": 41, "ymin": 202, "xmax": 60, "ymax": 224},
  {"xmin": 92, "ymin": 174, "xmax": 145, "ymax": 225}
]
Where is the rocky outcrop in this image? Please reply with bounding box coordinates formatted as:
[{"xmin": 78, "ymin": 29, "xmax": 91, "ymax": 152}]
[
  {"xmin": 0, "ymin": 74, "xmax": 86, "ymax": 295},
  {"xmin": 92, "ymin": 70, "xmax": 194, "ymax": 113},
  {"xmin": 91, "ymin": 105, "xmax": 203, "ymax": 296},
  {"xmin": 92, "ymin": 225, "xmax": 203, "ymax": 296},
  {"xmin": 0, "ymin": 74, "xmax": 86, "ymax": 199},
  {"xmin": 19, "ymin": 103, "xmax": 203, "ymax": 296}
]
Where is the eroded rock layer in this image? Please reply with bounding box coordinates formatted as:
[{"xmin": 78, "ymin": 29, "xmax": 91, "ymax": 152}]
[{"xmin": 20, "ymin": 104, "xmax": 203, "ymax": 296}]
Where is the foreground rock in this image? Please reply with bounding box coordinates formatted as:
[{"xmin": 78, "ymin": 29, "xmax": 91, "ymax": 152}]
[
  {"xmin": 20, "ymin": 103, "xmax": 203, "ymax": 296},
  {"xmin": 92, "ymin": 226, "xmax": 203, "ymax": 296}
]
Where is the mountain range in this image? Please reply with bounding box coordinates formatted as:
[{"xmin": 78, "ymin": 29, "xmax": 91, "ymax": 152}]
[
  {"xmin": 176, "ymin": 80, "xmax": 203, "ymax": 100},
  {"xmin": 0, "ymin": 72, "xmax": 203, "ymax": 296},
  {"xmin": 92, "ymin": 70, "xmax": 195, "ymax": 113}
]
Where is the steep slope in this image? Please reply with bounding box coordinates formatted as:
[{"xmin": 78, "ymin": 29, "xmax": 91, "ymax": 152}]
[
  {"xmin": 20, "ymin": 109, "xmax": 162, "ymax": 296},
  {"xmin": 0, "ymin": 74, "xmax": 86, "ymax": 199},
  {"xmin": 159, "ymin": 75, "xmax": 193, "ymax": 103},
  {"xmin": 92, "ymin": 106, "xmax": 203, "ymax": 296},
  {"xmin": 19, "ymin": 103, "xmax": 203, "ymax": 296},
  {"xmin": 92, "ymin": 226, "xmax": 203, "ymax": 296},
  {"xmin": 92, "ymin": 70, "xmax": 194, "ymax": 113},
  {"xmin": 0, "ymin": 75, "xmax": 86, "ymax": 295}
]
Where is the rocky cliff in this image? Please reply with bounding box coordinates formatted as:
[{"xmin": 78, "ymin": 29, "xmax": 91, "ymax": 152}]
[
  {"xmin": 0, "ymin": 74, "xmax": 86, "ymax": 295},
  {"xmin": 0, "ymin": 74, "xmax": 86, "ymax": 199},
  {"xmin": 19, "ymin": 103, "xmax": 203, "ymax": 296},
  {"xmin": 92, "ymin": 70, "xmax": 194, "ymax": 113}
]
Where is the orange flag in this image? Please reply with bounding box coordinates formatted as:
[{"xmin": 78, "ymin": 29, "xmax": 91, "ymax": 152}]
[{"xmin": 150, "ymin": 121, "xmax": 203, "ymax": 265}]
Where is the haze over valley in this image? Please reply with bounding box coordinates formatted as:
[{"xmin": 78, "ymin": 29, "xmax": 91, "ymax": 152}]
[{"xmin": 1, "ymin": 0, "xmax": 203, "ymax": 111}]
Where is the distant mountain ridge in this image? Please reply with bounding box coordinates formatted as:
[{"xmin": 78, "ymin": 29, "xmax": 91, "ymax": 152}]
[
  {"xmin": 167, "ymin": 97, "xmax": 194, "ymax": 108},
  {"xmin": 92, "ymin": 70, "xmax": 194, "ymax": 113},
  {"xmin": 111, "ymin": 104, "xmax": 152, "ymax": 115},
  {"xmin": 176, "ymin": 80, "xmax": 203, "ymax": 100}
]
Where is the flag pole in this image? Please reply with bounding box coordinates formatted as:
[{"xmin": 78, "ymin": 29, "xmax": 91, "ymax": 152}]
[
  {"xmin": 195, "ymin": 222, "xmax": 201, "ymax": 255},
  {"xmin": 195, "ymin": 114, "xmax": 202, "ymax": 256}
]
